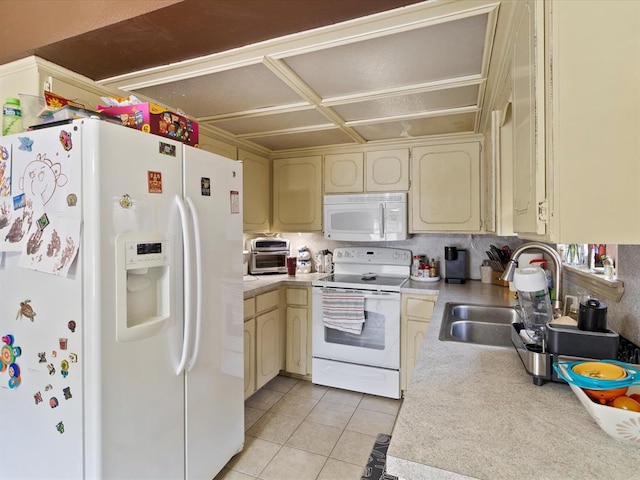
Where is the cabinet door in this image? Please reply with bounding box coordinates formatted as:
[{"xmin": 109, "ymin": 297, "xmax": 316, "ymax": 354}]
[
  {"xmin": 286, "ymin": 306, "xmax": 308, "ymax": 375},
  {"xmin": 365, "ymin": 149, "xmax": 409, "ymax": 192},
  {"xmin": 548, "ymin": 0, "xmax": 640, "ymax": 243},
  {"xmin": 198, "ymin": 132, "xmax": 237, "ymax": 159},
  {"xmin": 240, "ymin": 149, "xmax": 271, "ymax": 232},
  {"xmin": 256, "ymin": 308, "xmax": 280, "ymax": 390},
  {"xmin": 410, "ymin": 142, "xmax": 481, "ymax": 232},
  {"xmin": 272, "ymin": 156, "xmax": 322, "ymax": 232},
  {"xmin": 244, "ymin": 319, "xmax": 256, "ymax": 399},
  {"xmin": 324, "ymin": 152, "xmax": 364, "ymax": 193},
  {"xmin": 512, "ymin": 1, "xmax": 546, "ymax": 236},
  {"xmin": 401, "ymin": 320, "xmax": 429, "ymax": 390}
]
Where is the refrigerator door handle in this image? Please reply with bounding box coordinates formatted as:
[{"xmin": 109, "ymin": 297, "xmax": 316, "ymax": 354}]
[
  {"xmin": 175, "ymin": 195, "xmax": 194, "ymax": 375},
  {"xmin": 185, "ymin": 196, "xmax": 203, "ymax": 371}
]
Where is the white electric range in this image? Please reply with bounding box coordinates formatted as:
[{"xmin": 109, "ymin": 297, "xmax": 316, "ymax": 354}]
[{"xmin": 311, "ymin": 247, "xmax": 412, "ymax": 398}]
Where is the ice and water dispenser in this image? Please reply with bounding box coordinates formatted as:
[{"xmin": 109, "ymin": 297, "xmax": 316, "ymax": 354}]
[{"xmin": 115, "ymin": 232, "xmax": 171, "ymax": 342}]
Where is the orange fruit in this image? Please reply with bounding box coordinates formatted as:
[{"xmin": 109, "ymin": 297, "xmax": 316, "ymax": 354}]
[{"xmin": 608, "ymin": 395, "xmax": 640, "ymax": 412}]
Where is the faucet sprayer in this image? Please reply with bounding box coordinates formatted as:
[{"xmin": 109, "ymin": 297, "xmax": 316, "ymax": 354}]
[{"xmin": 499, "ymin": 242, "xmax": 564, "ymax": 318}]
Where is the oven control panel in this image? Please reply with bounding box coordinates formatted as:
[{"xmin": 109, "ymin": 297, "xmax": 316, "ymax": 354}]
[{"xmin": 333, "ymin": 247, "xmax": 411, "ymax": 265}]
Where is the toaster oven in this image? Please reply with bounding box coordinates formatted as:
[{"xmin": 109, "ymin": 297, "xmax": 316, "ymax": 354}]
[{"xmin": 248, "ymin": 238, "xmax": 290, "ymax": 274}]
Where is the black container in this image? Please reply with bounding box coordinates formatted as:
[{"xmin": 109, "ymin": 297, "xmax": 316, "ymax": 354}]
[
  {"xmin": 578, "ymin": 298, "xmax": 608, "ymax": 332},
  {"xmin": 444, "ymin": 247, "xmax": 467, "ymax": 284},
  {"xmin": 546, "ymin": 323, "xmax": 619, "ymax": 359}
]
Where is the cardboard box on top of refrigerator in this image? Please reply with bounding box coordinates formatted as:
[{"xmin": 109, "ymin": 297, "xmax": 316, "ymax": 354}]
[{"xmin": 98, "ymin": 102, "xmax": 199, "ymax": 147}]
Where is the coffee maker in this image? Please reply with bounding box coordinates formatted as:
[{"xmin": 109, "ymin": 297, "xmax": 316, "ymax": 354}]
[{"xmin": 444, "ymin": 246, "xmax": 467, "ymax": 284}]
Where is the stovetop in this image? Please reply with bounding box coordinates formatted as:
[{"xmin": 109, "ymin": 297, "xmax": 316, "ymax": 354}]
[
  {"xmin": 312, "ymin": 247, "xmax": 412, "ymax": 291},
  {"xmin": 313, "ymin": 273, "xmax": 409, "ymax": 292}
]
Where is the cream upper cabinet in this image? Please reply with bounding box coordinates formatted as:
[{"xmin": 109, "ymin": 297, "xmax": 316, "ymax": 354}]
[
  {"xmin": 240, "ymin": 149, "xmax": 271, "ymax": 232},
  {"xmin": 324, "ymin": 149, "xmax": 409, "ymax": 194},
  {"xmin": 198, "ymin": 132, "xmax": 237, "ymax": 159},
  {"xmin": 324, "ymin": 152, "xmax": 364, "ymax": 193},
  {"xmin": 410, "ymin": 142, "xmax": 481, "ymax": 232},
  {"xmin": 544, "ymin": 0, "xmax": 640, "ymax": 243},
  {"xmin": 272, "ymin": 156, "xmax": 322, "ymax": 232},
  {"xmin": 511, "ymin": 1, "xmax": 546, "ymax": 237},
  {"xmin": 365, "ymin": 149, "xmax": 409, "ymax": 192}
]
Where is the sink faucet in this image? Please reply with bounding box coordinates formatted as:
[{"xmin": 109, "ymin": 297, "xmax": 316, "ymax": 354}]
[{"xmin": 499, "ymin": 242, "xmax": 564, "ymax": 318}]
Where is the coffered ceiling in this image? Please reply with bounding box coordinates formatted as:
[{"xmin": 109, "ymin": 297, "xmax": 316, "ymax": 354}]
[{"xmin": 1, "ymin": 0, "xmax": 508, "ymax": 154}]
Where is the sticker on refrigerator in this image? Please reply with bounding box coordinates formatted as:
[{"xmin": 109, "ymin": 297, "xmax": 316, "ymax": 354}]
[
  {"xmin": 158, "ymin": 142, "xmax": 176, "ymax": 157},
  {"xmin": 1, "ymin": 334, "xmax": 22, "ymax": 389},
  {"xmin": 148, "ymin": 171, "xmax": 162, "ymax": 194},
  {"xmin": 16, "ymin": 299, "xmax": 36, "ymax": 321},
  {"xmin": 18, "ymin": 136, "xmax": 33, "ymax": 152},
  {"xmin": 201, "ymin": 177, "xmax": 211, "ymax": 196},
  {"xmin": 230, "ymin": 190, "xmax": 240, "ymax": 214},
  {"xmin": 0, "ymin": 144, "xmax": 10, "ymax": 196},
  {"xmin": 19, "ymin": 215, "xmax": 81, "ymax": 277},
  {"xmin": 59, "ymin": 130, "xmax": 72, "ymax": 151}
]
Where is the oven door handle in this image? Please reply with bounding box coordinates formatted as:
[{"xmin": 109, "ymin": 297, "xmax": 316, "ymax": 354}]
[{"xmin": 320, "ymin": 287, "xmax": 399, "ymax": 300}]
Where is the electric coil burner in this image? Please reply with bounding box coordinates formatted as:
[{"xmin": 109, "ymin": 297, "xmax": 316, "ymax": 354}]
[{"xmin": 311, "ymin": 247, "xmax": 411, "ymax": 398}]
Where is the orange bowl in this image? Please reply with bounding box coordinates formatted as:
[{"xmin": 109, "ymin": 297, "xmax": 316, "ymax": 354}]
[
  {"xmin": 572, "ymin": 362, "xmax": 627, "ymax": 381},
  {"xmin": 582, "ymin": 387, "xmax": 629, "ymax": 405}
]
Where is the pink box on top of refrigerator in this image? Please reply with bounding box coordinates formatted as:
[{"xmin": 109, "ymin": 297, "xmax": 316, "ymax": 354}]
[{"xmin": 98, "ymin": 102, "xmax": 199, "ymax": 147}]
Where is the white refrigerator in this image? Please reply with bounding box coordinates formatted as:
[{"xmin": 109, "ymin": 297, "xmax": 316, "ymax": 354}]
[{"xmin": 0, "ymin": 118, "xmax": 244, "ymax": 479}]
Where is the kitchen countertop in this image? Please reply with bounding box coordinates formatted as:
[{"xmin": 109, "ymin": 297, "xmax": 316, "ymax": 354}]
[
  {"xmin": 386, "ymin": 281, "xmax": 640, "ymax": 480},
  {"xmin": 242, "ymin": 273, "xmax": 327, "ymax": 298},
  {"xmin": 242, "ymin": 273, "xmax": 441, "ymax": 298}
]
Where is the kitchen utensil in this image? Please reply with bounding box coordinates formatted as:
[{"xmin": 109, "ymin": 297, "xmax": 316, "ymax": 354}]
[
  {"xmin": 554, "ymin": 360, "xmax": 640, "ymax": 390},
  {"xmin": 582, "ymin": 386, "xmax": 629, "ymax": 405},
  {"xmin": 568, "ymin": 383, "xmax": 640, "ymax": 445},
  {"xmin": 490, "ymin": 245, "xmax": 506, "ymax": 262},
  {"xmin": 487, "ymin": 260, "xmax": 504, "ymax": 272},
  {"xmin": 513, "ymin": 267, "xmax": 553, "ymax": 344},
  {"xmin": 578, "ymin": 298, "xmax": 608, "ymax": 332}
]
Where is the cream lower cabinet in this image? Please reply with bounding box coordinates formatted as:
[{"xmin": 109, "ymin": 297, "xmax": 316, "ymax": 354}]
[
  {"xmin": 410, "ymin": 142, "xmax": 481, "ymax": 232},
  {"xmin": 243, "ymin": 297, "xmax": 256, "ymax": 399},
  {"xmin": 401, "ymin": 293, "xmax": 437, "ymax": 391},
  {"xmin": 284, "ymin": 287, "xmax": 311, "ymax": 376},
  {"xmin": 244, "ymin": 289, "xmax": 281, "ymax": 396},
  {"xmin": 243, "ymin": 318, "xmax": 256, "ymax": 400}
]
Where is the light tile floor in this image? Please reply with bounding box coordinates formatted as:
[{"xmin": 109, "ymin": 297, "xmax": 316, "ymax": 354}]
[{"xmin": 215, "ymin": 375, "xmax": 402, "ymax": 480}]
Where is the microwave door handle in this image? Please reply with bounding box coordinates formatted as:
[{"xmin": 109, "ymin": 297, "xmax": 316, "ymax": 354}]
[{"xmin": 380, "ymin": 204, "xmax": 385, "ymax": 237}]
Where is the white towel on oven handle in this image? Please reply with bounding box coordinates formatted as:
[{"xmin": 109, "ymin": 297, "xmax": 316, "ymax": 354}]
[{"xmin": 322, "ymin": 291, "xmax": 365, "ymax": 334}]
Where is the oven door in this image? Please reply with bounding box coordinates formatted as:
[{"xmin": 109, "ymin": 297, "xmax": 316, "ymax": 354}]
[
  {"xmin": 312, "ymin": 287, "xmax": 400, "ymax": 369},
  {"xmin": 249, "ymin": 251, "xmax": 287, "ymax": 274}
]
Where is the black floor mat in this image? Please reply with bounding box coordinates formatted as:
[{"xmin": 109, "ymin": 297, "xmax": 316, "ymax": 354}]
[{"xmin": 361, "ymin": 433, "xmax": 398, "ymax": 480}]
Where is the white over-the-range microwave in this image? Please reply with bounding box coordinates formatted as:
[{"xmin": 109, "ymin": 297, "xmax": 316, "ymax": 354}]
[{"xmin": 323, "ymin": 192, "xmax": 408, "ymax": 242}]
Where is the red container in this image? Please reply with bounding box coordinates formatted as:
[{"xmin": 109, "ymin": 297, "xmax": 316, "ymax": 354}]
[{"xmin": 286, "ymin": 257, "xmax": 297, "ymax": 276}]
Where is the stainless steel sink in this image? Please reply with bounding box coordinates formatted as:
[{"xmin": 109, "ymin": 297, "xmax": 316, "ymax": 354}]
[{"xmin": 438, "ymin": 302, "xmax": 519, "ymax": 347}]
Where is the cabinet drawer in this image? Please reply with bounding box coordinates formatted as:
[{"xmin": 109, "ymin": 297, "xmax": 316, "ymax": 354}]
[
  {"xmin": 285, "ymin": 288, "xmax": 308, "ymax": 306},
  {"xmin": 405, "ymin": 296, "xmax": 436, "ymax": 321},
  {"xmin": 256, "ymin": 289, "xmax": 279, "ymax": 313},
  {"xmin": 244, "ymin": 298, "xmax": 256, "ymax": 319}
]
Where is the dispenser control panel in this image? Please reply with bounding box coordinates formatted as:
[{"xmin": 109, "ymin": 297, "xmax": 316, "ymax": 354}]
[{"xmin": 125, "ymin": 240, "xmax": 169, "ymax": 269}]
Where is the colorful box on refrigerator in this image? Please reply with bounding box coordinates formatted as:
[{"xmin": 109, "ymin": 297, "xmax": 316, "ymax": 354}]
[{"xmin": 98, "ymin": 102, "xmax": 199, "ymax": 147}]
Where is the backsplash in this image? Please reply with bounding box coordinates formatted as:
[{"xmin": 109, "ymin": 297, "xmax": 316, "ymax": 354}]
[
  {"xmin": 244, "ymin": 232, "xmax": 525, "ymax": 280},
  {"xmin": 243, "ymin": 233, "xmax": 640, "ymax": 346},
  {"xmin": 565, "ymin": 244, "xmax": 640, "ymax": 346}
]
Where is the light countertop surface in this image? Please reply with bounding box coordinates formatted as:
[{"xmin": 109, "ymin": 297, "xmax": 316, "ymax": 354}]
[
  {"xmin": 386, "ymin": 281, "xmax": 640, "ymax": 480},
  {"xmin": 243, "ymin": 275, "xmax": 640, "ymax": 479}
]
